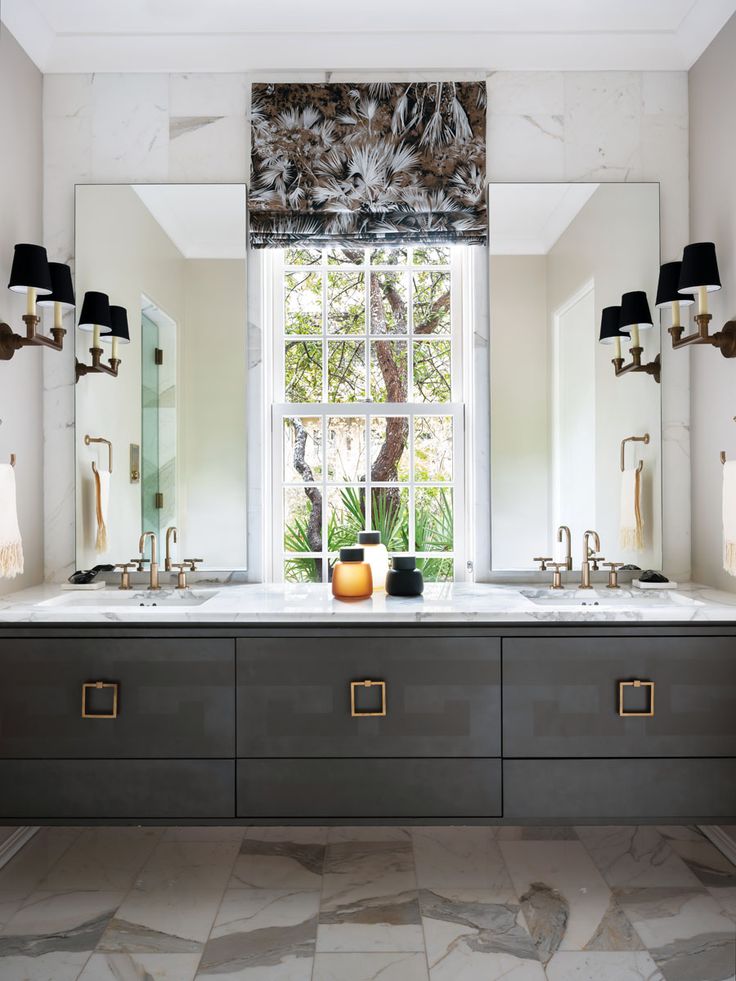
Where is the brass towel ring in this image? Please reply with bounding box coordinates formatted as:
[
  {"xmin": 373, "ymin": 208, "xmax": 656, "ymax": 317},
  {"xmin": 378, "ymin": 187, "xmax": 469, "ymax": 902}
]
[
  {"xmin": 85, "ymin": 435, "xmax": 112, "ymax": 474},
  {"xmin": 620, "ymin": 434, "xmax": 649, "ymax": 473},
  {"xmin": 720, "ymin": 417, "xmax": 736, "ymax": 464}
]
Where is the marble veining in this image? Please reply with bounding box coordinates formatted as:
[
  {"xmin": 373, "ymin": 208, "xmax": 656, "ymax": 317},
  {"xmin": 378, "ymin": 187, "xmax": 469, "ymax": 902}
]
[
  {"xmin": 2, "ymin": 580, "xmax": 736, "ymax": 624},
  {"xmin": 0, "ymin": 825, "xmax": 733, "ymax": 981}
]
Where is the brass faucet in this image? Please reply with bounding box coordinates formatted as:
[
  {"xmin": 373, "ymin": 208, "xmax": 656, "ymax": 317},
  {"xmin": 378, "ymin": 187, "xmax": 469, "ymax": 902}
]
[
  {"xmin": 164, "ymin": 526, "xmax": 178, "ymax": 572},
  {"xmin": 580, "ymin": 530, "xmax": 602, "ymax": 589},
  {"xmin": 557, "ymin": 525, "xmax": 572, "ymax": 571},
  {"xmin": 138, "ymin": 531, "xmax": 160, "ymax": 590}
]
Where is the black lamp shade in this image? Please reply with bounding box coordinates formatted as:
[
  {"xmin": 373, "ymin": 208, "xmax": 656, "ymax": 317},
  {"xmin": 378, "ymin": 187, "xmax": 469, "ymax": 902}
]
[
  {"xmin": 678, "ymin": 242, "xmax": 721, "ymax": 293},
  {"xmin": 7, "ymin": 244, "xmax": 52, "ymax": 295},
  {"xmin": 78, "ymin": 291, "xmax": 111, "ymax": 333},
  {"xmin": 599, "ymin": 306, "xmax": 628, "ymax": 344},
  {"xmin": 101, "ymin": 305, "xmax": 130, "ymax": 345},
  {"xmin": 655, "ymin": 261, "xmax": 694, "ymax": 308},
  {"xmin": 619, "ymin": 291, "xmax": 653, "ymax": 331},
  {"xmin": 36, "ymin": 262, "xmax": 75, "ymax": 309}
]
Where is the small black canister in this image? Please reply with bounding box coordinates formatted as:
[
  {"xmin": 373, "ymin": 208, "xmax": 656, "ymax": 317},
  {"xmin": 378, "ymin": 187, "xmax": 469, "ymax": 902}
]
[{"xmin": 385, "ymin": 555, "xmax": 424, "ymax": 596}]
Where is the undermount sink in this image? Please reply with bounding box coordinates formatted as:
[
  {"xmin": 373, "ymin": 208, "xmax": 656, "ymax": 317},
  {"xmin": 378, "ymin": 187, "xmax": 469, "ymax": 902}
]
[
  {"xmin": 38, "ymin": 589, "xmax": 218, "ymax": 611},
  {"xmin": 520, "ymin": 588, "xmax": 703, "ymax": 611}
]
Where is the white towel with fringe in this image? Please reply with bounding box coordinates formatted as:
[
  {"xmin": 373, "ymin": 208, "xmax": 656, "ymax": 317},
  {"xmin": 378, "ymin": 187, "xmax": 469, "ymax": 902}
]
[
  {"xmin": 619, "ymin": 466, "xmax": 643, "ymax": 551},
  {"xmin": 0, "ymin": 463, "xmax": 24, "ymax": 578},
  {"xmin": 94, "ymin": 468, "xmax": 110, "ymax": 553},
  {"xmin": 723, "ymin": 461, "xmax": 736, "ymax": 575}
]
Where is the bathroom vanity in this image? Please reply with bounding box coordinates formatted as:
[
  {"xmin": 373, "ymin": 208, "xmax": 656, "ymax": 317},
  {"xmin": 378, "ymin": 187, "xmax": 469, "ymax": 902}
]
[{"xmin": 1, "ymin": 582, "xmax": 736, "ymax": 826}]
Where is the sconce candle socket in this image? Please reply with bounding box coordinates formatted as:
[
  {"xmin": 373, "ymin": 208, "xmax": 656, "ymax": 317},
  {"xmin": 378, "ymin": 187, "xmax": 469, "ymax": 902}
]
[
  {"xmin": 664, "ymin": 243, "xmax": 736, "ymax": 358},
  {"xmin": 1, "ymin": 245, "xmax": 69, "ymax": 360}
]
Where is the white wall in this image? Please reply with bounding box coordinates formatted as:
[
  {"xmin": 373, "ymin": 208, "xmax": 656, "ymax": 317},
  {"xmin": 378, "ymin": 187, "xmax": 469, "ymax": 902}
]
[
  {"xmin": 180, "ymin": 260, "xmax": 247, "ymax": 568},
  {"xmin": 41, "ymin": 70, "xmax": 691, "ymax": 582},
  {"xmin": 490, "ymin": 256, "xmax": 549, "ymax": 568},
  {"xmin": 689, "ymin": 13, "xmax": 736, "ymax": 591},
  {"xmin": 75, "ymin": 185, "xmax": 186, "ymax": 568},
  {"xmin": 0, "ymin": 27, "xmax": 44, "ymax": 595}
]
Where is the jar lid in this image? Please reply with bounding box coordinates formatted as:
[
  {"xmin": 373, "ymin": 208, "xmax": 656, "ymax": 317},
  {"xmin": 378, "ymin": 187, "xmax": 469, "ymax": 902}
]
[
  {"xmin": 339, "ymin": 547, "xmax": 364, "ymax": 562},
  {"xmin": 391, "ymin": 555, "xmax": 416, "ymax": 571},
  {"xmin": 358, "ymin": 531, "xmax": 381, "ymax": 545}
]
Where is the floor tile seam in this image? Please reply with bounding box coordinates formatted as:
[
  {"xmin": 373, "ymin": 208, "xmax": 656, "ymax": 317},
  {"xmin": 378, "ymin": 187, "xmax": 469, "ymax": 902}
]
[
  {"xmin": 24, "ymin": 827, "xmax": 84, "ymax": 900},
  {"xmin": 411, "ymin": 828, "xmax": 435, "ymax": 980},
  {"xmin": 312, "ymin": 825, "xmax": 331, "ymax": 981}
]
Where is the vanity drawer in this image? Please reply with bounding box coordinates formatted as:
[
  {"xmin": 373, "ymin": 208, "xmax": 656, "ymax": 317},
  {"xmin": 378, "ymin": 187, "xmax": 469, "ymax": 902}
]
[
  {"xmin": 237, "ymin": 758, "xmax": 502, "ymax": 818},
  {"xmin": 504, "ymin": 759, "xmax": 736, "ymax": 820},
  {"xmin": 503, "ymin": 637, "xmax": 736, "ymax": 758},
  {"xmin": 0, "ymin": 759, "xmax": 234, "ymax": 819},
  {"xmin": 0, "ymin": 638, "xmax": 234, "ymax": 758},
  {"xmin": 236, "ymin": 636, "xmax": 500, "ymax": 757}
]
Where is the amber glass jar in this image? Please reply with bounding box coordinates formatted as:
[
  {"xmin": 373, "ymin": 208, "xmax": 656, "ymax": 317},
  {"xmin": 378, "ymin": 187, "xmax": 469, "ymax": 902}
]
[{"xmin": 331, "ymin": 547, "xmax": 373, "ymax": 599}]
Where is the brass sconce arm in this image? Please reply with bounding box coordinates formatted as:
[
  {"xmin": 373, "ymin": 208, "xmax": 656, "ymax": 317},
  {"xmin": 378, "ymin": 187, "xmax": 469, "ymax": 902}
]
[
  {"xmin": 612, "ymin": 347, "xmax": 661, "ymax": 383},
  {"xmin": 75, "ymin": 346, "xmax": 121, "ymax": 382},
  {"xmin": 669, "ymin": 313, "xmax": 736, "ymax": 358},
  {"xmin": 0, "ymin": 315, "xmax": 66, "ymax": 360}
]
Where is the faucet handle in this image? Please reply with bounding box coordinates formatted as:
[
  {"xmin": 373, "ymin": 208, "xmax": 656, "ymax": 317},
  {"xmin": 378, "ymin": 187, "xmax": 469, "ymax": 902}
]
[
  {"xmin": 533, "ymin": 556, "xmax": 554, "ymax": 571},
  {"xmin": 604, "ymin": 561, "xmax": 623, "ymax": 589},
  {"xmin": 116, "ymin": 562, "xmax": 135, "ymax": 590},
  {"xmin": 171, "ymin": 562, "xmax": 190, "ymax": 589},
  {"xmin": 590, "ymin": 554, "xmax": 605, "ymax": 572},
  {"xmin": 131, "ymin": 557, "xmax": 150, "ymax": 572},
  {"xmin": 548, "ymin": 562, "xmax": 566, "ymax": 590},
  {"xmin": 185, "ymin": 558, "xmax": 203, "ymax": 572}
]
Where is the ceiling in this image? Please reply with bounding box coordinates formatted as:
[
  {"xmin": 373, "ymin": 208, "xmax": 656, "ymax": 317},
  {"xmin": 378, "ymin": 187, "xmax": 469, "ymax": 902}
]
[
  {"xmin": 488, "ymin": 183, "xmax": 599, "ymax": 255},
  {"xmin": 132, "ymin": 185, "xmax": 247, "ymax": 259},
  {"xmin": 3, "ymin": 0, "xmax": 735, "ymax": 73}
]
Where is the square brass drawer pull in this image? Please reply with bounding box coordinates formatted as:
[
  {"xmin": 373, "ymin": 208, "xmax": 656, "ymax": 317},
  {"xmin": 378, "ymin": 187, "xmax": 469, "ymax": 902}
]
[
  {"xmin": 618, "ymin": 679, "xmax": 654, "ymax": 717},
  {"xmin": 350, "ymin": 679, "xmax": 387, "ymax": 717},
  {"xmin": 82, "ymin": 681, "xmax": 119, "ymax": 719}
]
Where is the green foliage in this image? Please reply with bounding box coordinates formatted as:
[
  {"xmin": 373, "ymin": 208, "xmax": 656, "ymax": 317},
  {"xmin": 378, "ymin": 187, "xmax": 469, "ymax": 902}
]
[{"xmin": 284, "ymin": 485, "xmax": 453, "ymax": 583}]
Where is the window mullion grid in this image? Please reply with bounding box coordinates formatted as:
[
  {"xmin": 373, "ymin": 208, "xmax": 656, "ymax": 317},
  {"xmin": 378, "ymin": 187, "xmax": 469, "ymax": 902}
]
[
  {"xmin": 321, "ymin": 253, "xmax": 328, "ymax": 404},
  {"xmin": 408, "ymin": 412, "xmax": 415, "ymax": 555},
  {"xmin": 321, "ymin": 412, "xmax": 328, "ymax": 582}
]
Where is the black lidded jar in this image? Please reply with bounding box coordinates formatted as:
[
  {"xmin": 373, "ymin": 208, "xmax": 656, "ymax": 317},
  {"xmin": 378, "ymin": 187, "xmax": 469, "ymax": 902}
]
[{"xmin": 385, "ymin": 555, "xmax": 424, "ymax": 596}]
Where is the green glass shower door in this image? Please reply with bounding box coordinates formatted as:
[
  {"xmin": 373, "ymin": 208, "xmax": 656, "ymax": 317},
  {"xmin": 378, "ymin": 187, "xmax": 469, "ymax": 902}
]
[{"xmin": 141, "ymin": 311, "xmax": 177, "ymax": 548}]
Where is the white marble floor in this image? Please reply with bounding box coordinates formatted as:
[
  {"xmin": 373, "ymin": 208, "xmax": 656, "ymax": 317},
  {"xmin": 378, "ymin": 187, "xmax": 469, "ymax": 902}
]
[{"xmin": 0, "ymin": 824, "xmax": 733, "ymax": 981}]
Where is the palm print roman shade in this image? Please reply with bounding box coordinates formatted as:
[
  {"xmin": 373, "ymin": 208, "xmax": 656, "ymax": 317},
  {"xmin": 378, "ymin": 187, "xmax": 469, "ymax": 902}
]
[{"xmin": 249, "ymin": 81, "xmax": 487, "ymax": 248}]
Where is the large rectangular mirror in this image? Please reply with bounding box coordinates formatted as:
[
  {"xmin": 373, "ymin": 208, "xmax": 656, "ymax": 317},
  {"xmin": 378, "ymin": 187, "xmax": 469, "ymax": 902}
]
[
  {"xmin": 75, "ymin": 183, "xmax": 247, "ymax": 571},
  {"xmin": 490, "ymin": 183, "xmax": 662, "ymax": 571}
]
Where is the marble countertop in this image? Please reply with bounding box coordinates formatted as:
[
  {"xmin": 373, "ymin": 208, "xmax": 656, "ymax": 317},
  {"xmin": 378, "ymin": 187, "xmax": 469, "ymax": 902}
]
[{"xmin": 2, "ymin": 580, "xmax": 736, "ymax": 624}]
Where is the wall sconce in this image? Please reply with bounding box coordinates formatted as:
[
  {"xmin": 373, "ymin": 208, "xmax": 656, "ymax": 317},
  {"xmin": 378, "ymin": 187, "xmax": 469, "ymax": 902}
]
[
  {"xmin": 0, "ymin": 245, "xmax": 71, "ymax": 361},
  {"xmin": 660, "ymin": 243, "xmax": 736, "ymax": 358},
  {"xmin": 102, "ymin": 305, "xmax": 130, "ymax": 362},
  {"xmin": 75, "ymin": 291, "xmax": 118, "ymax": 382},
  {"xmin": 602, "ymin": 292, "xmax": 661, "ymax": 383}
]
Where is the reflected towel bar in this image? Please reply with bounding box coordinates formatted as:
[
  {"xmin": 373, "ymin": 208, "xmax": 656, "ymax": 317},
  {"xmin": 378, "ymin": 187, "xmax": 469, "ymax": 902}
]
[
  {"xmin": 620, "ymin": 434, "xmax": 649, "ymax": 473},
  {"xmin": 720, "ymin": 417, "xmax": 736, "ymax": 464},
  {"xmin": 85, "ymin": 435, "xmax": 112, "ymax": 474}
]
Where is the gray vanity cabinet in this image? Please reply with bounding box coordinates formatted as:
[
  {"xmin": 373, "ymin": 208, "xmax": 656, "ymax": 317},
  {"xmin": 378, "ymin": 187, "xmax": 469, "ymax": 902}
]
[
  {"xmin": 0, "ymin": 626, "xmax": 735, "ymax": 823},
  {"xmin": 502, "ymin": 636, "xmax": 736, "ymax": 758},
  {"xmin": 0, "ymin": 638, "xmax": 235, "ymax": 758},
  {"xmin": 236, "ymin": 636, "xmax": 501, "ymax": 757}
]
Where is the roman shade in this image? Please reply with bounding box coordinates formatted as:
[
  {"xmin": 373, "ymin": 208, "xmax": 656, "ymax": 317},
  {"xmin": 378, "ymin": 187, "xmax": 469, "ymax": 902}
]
[{"xmin": 249, "ymin": 81, "xmax": 487, "ymax": 249}]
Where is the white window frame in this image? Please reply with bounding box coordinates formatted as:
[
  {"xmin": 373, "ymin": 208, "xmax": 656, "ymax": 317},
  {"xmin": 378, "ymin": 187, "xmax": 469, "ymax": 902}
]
[{"xmin": 265, "ymin": 246, "xmax": 472, "ymax": 583}]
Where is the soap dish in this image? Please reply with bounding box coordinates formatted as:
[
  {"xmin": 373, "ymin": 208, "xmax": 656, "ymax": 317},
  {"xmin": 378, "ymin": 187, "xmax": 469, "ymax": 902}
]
[{"xmin": 633, "ymin": 579, "xmax": 678, "ymax": 590}]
